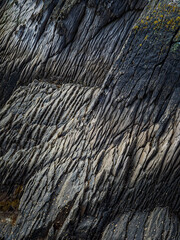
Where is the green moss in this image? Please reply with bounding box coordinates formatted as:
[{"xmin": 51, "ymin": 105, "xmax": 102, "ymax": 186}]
[
  {"xmin": 133, "ymin": 2, "xmax": 180, "ymax": 32},
  {"xmin": 171, "ymin": 42, "xmax": 180, "ymax": 52}
]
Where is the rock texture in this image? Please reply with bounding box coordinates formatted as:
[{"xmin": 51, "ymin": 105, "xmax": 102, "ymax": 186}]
[{"xmin": 0, "ymin": 0, "xmax": 180, "ymax": 239}]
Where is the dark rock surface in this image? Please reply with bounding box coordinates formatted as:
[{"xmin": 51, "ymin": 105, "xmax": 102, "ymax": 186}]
[{"xmin": 0, "ymin": 0, "xmax": 180, "ymax": 239}]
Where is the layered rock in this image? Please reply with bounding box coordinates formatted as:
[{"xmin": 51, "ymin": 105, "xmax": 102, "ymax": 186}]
[{"xmin": 0, "ymin": 0, "xmax": 180, "ymax": 239}]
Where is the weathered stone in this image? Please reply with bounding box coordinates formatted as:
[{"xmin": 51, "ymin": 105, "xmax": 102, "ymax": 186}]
[{"xmin": 0, "ymin": 0, "xmax": 180, "ymax": 239}]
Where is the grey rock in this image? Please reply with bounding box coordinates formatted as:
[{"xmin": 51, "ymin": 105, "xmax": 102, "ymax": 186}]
[{"xmin": 0, "ymin": 0, "xmax": 180, "ymax": 239}]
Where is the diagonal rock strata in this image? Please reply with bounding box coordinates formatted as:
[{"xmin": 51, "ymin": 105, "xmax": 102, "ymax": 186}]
[{"xmin": 0, "ymin": 0, "xmax": 180, "ymax": 239}]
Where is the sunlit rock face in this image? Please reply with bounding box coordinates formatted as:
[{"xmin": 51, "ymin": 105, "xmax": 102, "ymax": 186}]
[
  {"xmin": 0, "ymin": 0, "xmax": 148, "ymax": 106},
  {"xmin": 0, "ymin": 0, "xmax": 180, "ymax": 239}
]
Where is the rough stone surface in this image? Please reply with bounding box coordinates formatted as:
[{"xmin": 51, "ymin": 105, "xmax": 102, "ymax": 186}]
[{"xmin": 0, "ymin": 0, "xmax": 180, "ymax": 239}]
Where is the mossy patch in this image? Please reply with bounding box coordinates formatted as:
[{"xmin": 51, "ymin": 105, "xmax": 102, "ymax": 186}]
[
  {"xmin": 133, "ymin": 1, "xmax": 180, "ymax": 32},
  {"xmin": 171, "ymin": 42, "xmax": 180, "ymax": 52}
]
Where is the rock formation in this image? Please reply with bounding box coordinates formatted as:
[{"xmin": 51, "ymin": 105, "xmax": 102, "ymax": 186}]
[{"xmin": 0, "ymin": 0, "xmax": 180, "ymax": 239}]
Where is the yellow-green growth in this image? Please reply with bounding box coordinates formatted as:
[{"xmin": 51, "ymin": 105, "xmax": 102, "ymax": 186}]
[{"xmin": 133, "ymin": 2, "xmax": 180, "ymax": 32}]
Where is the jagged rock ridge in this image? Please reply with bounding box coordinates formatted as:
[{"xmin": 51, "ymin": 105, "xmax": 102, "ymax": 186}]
[{"xmin": 0, "ymin": 0, "xmax": 180, "ymax": 239}]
